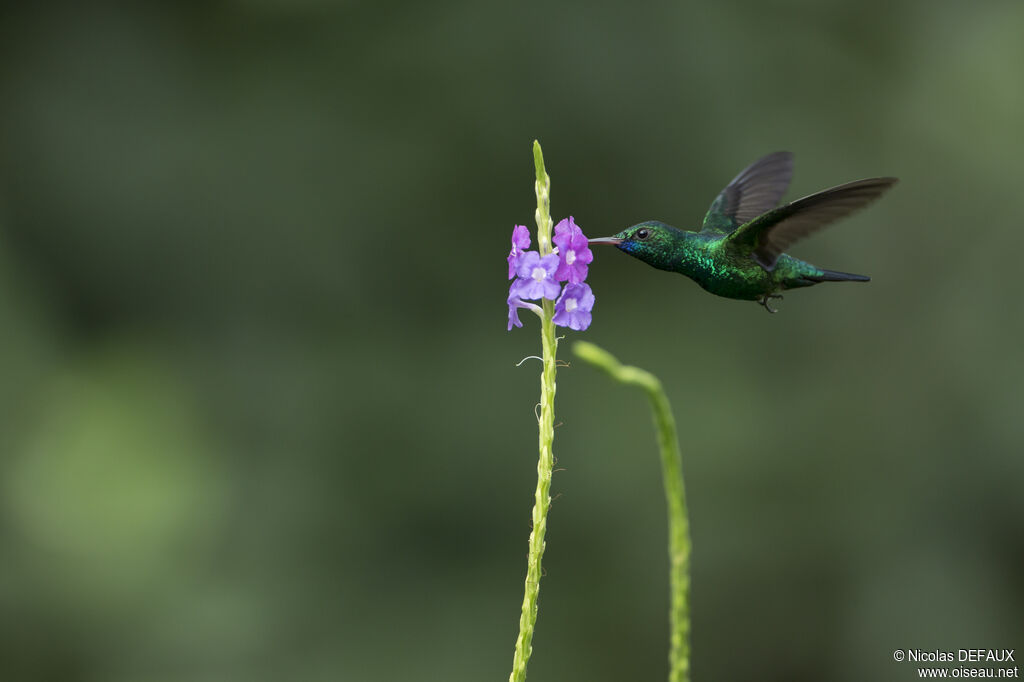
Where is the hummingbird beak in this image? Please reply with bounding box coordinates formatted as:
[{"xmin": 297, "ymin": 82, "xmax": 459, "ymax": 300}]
[{"xmin": 588, "ymin": 236, "xmax": 623, "ymax": 246}]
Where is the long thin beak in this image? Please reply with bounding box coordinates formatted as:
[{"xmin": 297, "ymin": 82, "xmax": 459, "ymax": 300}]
[{"xmin": 588, "ymin": 236, "xmax": 623, "ymax": 246}]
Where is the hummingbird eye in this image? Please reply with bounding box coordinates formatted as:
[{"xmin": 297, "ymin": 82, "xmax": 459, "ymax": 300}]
[{"xmin": 635, "ymin": 228, "xmax": 650, "ymax": 240}]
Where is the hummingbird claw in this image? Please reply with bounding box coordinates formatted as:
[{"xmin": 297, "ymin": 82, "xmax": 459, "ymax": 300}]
[{"xmin": 758, "ymin": 294, "xmax": 783, "ymax": 313}]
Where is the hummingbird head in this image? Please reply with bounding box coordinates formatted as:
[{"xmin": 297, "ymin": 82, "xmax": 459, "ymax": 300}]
[{"xmin": 589, "ymin": 221, "xmax": 675, "ymax": 265}]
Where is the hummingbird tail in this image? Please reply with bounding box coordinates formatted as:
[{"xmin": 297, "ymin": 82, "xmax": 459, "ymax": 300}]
[{"xmin": 809, "ymin": 269, "xmax": 870, "ymax": 283}]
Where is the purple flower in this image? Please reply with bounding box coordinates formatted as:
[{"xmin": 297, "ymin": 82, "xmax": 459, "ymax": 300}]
[
  {"xmin": 553, "ymin": 217, "xmax": 593, "ymax": 284},
  {"xmin": 553, "ymin": 282, "xmax": 595, "ymax": 331},
  {"xmin": 507, "ymin": 292, "xmax": 524, "ymax": 331},
  {"xmin": 512, "ymin": 251, "xmax": 561, "ymax": 301},
  {"xmin": 508, "ymin": 225, "xmax": 531, "ymax": 279},
  {"xmin": 507, "ymin": 289, "xmax": 543, "ymax": 331}
]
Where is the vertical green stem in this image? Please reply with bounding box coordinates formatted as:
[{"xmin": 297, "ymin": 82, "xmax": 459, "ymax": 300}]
[
  {"xmin": 509, "ymin": 141, "xmax": 557, "ymax": 682},
  {"xmin": 572, "ymin": 341, "xmax": 691, "ymax": 682},
  {"xmin": 653, "ymin": 378, "xmax": 690, "ymax": 682}
]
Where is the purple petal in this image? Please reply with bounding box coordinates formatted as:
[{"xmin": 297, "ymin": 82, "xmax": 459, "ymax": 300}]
[
  {"xmin": 512, "ymin": 275, "xmax": 559, "ymax": 301},
  {"xmin": 516, "ymin": 251, "xmax": 558, "ymax": 279},
  {"xmin": 568, "ymin": 229, "xmax": 593, "ymax": 260},
  {"xmin": 508, "ymin": 277, "xmax": 531, "ymax": 300},
  {"xmin": 538, "ymin": 252, "xmax": 560, "ymax": 274},
  {"xmin": 553, "ymin": 283, "xmax": 595, "ymax": 331},
  {"xmin": 512, "ymin": 252, "xmax": 561, "ymax": 300},
  {"xmin": 507, "ymin": 292, "xmax": 524, "ymax": 331},
  {"xmin": 515, "ymin": 251, "xmax": 541, "ymax": 279},
  {"xmin": 508, "ymin": 225, "xmax": 532, "ymax": 279},
  {"xmin": 508, "ymin": 274, "xmax": 537, "ymax": 300},
  {"xmin": 512, "ymin": 225, "xmax": 531, "ymax": 250},
  {"xmin": 575, "ymin": 283, "xmax": 596, "ymax": 312},
  {"xmin": 540, "ymin": 278, "xmax": 561, "ymax": 300},
  {"xmin": 552, "ymin": 217, "xmax": 576, "ymax": 248},
  {"xmin": 553, "ymin": 217, "xmax": 594, "ymax": 283},
  {"xmin": 555, "ymin": 259, "xmax": 589, "ymax": 284}
]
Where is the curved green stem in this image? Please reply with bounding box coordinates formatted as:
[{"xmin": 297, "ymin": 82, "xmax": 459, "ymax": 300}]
[
  {"xmin": 573, "ymin": 341, "xmax": 691, "ymax": 682},
  {"xmin": 509, "ymin": 141, "xmax": 557, "ymax": 682}
]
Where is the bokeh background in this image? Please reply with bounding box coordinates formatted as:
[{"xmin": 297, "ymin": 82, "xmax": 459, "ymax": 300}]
[{"xmin": 1, "ymin": 1, "xmax": 1022, "ymax": 681}]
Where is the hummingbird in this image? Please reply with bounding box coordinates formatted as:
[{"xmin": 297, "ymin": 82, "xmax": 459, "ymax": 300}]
[{"xmin": 589, "ymin": 152, "xmax": 897, "ymax": 312}]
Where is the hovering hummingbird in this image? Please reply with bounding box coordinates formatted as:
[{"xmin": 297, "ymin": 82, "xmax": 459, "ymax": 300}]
[{"xmin": 589, "ymin": 152, "xmax": 897, "ymax": 312}]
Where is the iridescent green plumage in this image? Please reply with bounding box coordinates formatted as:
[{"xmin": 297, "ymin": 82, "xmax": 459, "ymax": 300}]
[{"xmin": 591, "ymin": 152, "xmax": 897, "ymax": 312}]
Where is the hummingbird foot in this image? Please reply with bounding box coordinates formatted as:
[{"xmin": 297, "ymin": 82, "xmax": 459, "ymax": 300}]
[{"xmin": 758, "ymin": 294, "xmax": 783, "ymax": 313}]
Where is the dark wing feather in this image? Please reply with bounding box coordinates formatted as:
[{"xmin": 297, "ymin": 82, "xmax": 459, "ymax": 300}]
[
  {"xmin": 726, "ymin": 177, "xmax": 898, "ymax": 271},
  {"xmin": 701, "ymin": 152, "xmax": 794, "ymax": 234}
]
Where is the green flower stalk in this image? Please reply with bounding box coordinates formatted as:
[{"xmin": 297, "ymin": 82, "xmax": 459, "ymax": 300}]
[
  {"xmin": 573, "ymin": 340, "xmax": 691, "ymax": 682},
  {"xmin": 507, "ymin": 141, "xmax": 557, "ymax": 682},
  {"xmin": 506, "ymin": 141, "xmax": 598, "ymax": 682}
]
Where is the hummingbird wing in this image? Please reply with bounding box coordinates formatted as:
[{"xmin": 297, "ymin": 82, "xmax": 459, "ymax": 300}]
[
  {"xmin": 701, "ymin": 152, "xmax": 794, "ymax": 234},
  {"xmin": 725, "ymin": 177, "xmax": 898, "ymax": 271}
]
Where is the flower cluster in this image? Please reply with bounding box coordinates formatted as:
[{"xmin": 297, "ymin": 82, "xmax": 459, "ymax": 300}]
[{"xmin": 507, "ymin": 217, "xmax": 595, "ymax": 331}]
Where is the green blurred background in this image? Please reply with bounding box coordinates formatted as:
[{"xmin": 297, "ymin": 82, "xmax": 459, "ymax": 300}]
[{"xmin": 1, "ymin": 1, "xmax": 1022, "ymax": 680}]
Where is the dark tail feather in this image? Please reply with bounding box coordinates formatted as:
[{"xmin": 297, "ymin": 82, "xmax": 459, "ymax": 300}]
[{"xmin": 809, "ymin": 268, "xmax": 870, "ymax": 283}]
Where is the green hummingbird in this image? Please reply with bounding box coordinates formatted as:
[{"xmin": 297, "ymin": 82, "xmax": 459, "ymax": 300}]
[{"xmin": 589, "ymin": 152, "xmax": 897, "ymax": 312}]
